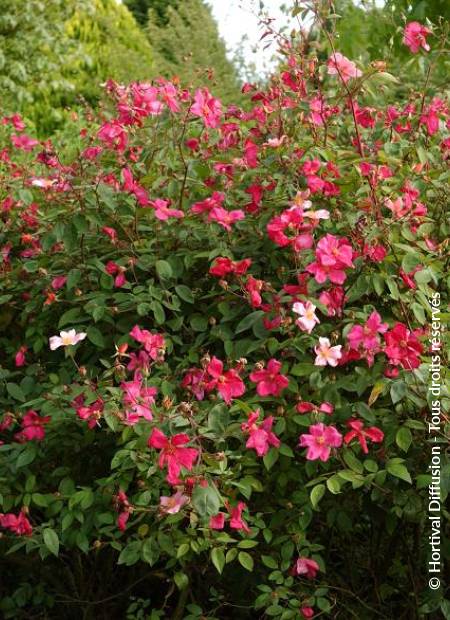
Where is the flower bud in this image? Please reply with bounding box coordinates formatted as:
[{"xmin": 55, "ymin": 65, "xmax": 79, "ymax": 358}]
[
  {"xmin": 162, "ymin": 396, "xmax": 173, "ymax": 410},
  {"xmin": 117, "ymin": 343, "xmax": 128, "ymax": 355}
]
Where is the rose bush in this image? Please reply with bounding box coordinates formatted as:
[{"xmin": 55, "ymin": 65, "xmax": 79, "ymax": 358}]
[{"xmin": 0, "ymin": 11, "xmax": 449, "ymax": 620}]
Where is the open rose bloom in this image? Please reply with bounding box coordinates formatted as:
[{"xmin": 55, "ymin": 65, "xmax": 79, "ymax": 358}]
[
  {"xmin": 327, "ymin": 52, "xmax": 362, "ymax": 82},
  {"xmin": 314, "ymin": 337, "xmax": 342, "ymax": 366},
  {"xmin": 293, "ymin": 301, "xmax": 320, "ymax": 333},
  {"xmin": 299, "ymin": 423, "xmax": 343, "ymax": 461},
  {"xmin": 403, "ymin": 22, "xmax": 432, "ymax": 53},
  {"xmin": 49, "ymin": 329, "xmax": 87, "ymax": 350}
]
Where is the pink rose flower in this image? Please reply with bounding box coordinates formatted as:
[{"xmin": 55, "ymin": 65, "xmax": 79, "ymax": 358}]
[
  {"xmin": 327, "ymin": 52, "xmax": 362, "ymax": 82},
  {"xmin": 299, "ymin": 423, "xmax": 342, "ymax": 461},
  {"xmin": 403, "ymin": 22, "xmax": 431, "ymax": 53},
  {"xmin": 249, "ymin": 359, "xmax": 289, "ymax": 397}
]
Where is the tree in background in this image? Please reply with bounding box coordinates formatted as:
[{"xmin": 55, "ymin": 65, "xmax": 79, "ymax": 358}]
[
  {"xmin": 65, "ymin": 0, "xmax": 154, "ymax": 104},
  {"xmin": 124, "ymin": 0, "xmax": 179, "ymax": 26},
  {"xmin": 147, "ymin": 0, "xmax": 241, "ymax": 102},
  {"xmin": 0, "ymin": 0, "xmax": 153, "ymax": 134},
  {"xmin": 0, "ymin": 0, "xmax": 76, "ymax": 128}
]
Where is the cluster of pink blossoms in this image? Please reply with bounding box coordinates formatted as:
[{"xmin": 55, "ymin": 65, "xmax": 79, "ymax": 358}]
[{"xmin": 267, "ymin": 193, "xmax": 315, "ymax": 252}]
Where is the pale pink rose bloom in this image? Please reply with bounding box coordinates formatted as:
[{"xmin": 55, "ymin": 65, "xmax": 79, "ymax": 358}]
[
  {"xmin": 49, "ymin": 329, "xmax": 87, "ymax": 350},
  {"xmin": 30, "ymin": 177, "xmax": 57, "ymax": 189},
  {"xmin": 292, "ymin": 301, "xmax": 320, "ymax": 334},
  {"xmin": 303, "ymin": 209, "xmax": 330, "ymax": 222},
  {"xmin": 291, "ymin": 190, "xmax": 312, "ymax": 209},
  {"xmin": 265, "ymin": 135, "xmax": 287, "ymax": 147},
  {"xmin": 159, "ymin": 491, "xmax": 189, "ymax": 515},
  {"xmin": 314, "ymin": 337, "xmax": 342, "ymax": 366},
  {"xmin": 327, "ymin": 52, "xmax": 362, "ymax": 82}
]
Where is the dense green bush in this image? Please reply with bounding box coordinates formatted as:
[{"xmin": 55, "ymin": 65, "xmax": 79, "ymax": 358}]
[{"xmin": 0, "ymin": 7, "xmax": 449, "ymax": 619}]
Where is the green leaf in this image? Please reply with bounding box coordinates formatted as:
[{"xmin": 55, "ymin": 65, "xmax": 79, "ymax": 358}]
[
  {"xmin": 364, "ymin": 459, "xmax": 379, "ymax": 473},
  {"xmin": 263, "ymin": 447, "xmax": 279, "ymax": 471},
  {"xmin": 156, "ymin": 260, "xmax": 173, "ymax": 280},
  {"xmin": 66, "ymin": 269, "xmax": 82, "ymax": 290},
  {"xmin": 401, "ymin": 252, "xmax": 421, "ymax": 273},
  {"xmin": 390, "ymin": 381, "xmax": 406, "ymax": 404},
  {"xmin": 290, "ymin": 363, "xmax": 316, "ymax": 377},
  {"xmin": 175, "ymin": 285, "xmax": 194, "ymax": 303},
  {"xmin": 326, "ymin": 476, "xmax": 341, "ymax": 494},
  {"xmin": 387, "ymin": 461, "xmax": 412, "ymax": 483},
  {"xmin": 396, "ymin": 427, "xmax": 412, "ymax": 453},
  {"xmin": 208, "ymin": 404, "xmax": 230, "ymax": 435},
  {"xmin": 190, "ymin": 315, "xmax": 208, "ymax": 332},
  {"xmin": 191, "ymin": 483, "xmax": 221, "ymax": 517},
  {"xmin": 16, "ymin": 444, "xmax": 38, "ymax": 468},
  {"xmin": 310, "ymin": 484, "xmax": 325, "ymax": 509},
  {"xmin": 279, "ymin": 444, "xmax": 294, "ymax": 458},
  {"xmin": 411, "ymin": 303, "xmax": 426, "ymax": 325},
  {"xmin": 386, "ymin": 277, "xmax": 399, "ymax": 300},
  {"xmin": 6, "ymin": 382, "xmax": 25, "ymax": 402},
  {"xmin": 238, "ymin": 551, "xmax": 254, "ymax": 571},
  {"xmin": 237, "ymin": 539, "xmax": 258, "ymax": 549},
  {"xmin": 211, "ymin": 547, "xmax": 225, "ymax": 574},
  {"xmin": 343, "ymin": 450, "xmax": 364, "ymax": 473},
  {"xmin": 43, "ymin": 528, "xmax": 59, "ymax": 556},
  {"xmin": 142, "ymin": 538, "xmax": 160, "ymax": 566},
  {"xmin": 261, "ymin": 554, "xmax": 278, "ymax": 568},
  {"xmin": 87, "ymin": 326, "xmax": 105, "ymax": 348},
  {"xmin": 118, "ymin": 541, "xmax": 141, "ymax": 566},
  {"xmin": 32, "ymin": 493, "xmax": 51, "ymax": 507},
  {"xmin": 151, "ymin": 301, "xmax": 165, "ymax": 324},
  {"xmin": 174, "ymin": 571, "xmax": 189, "ymax": 590},
  {"xmin": 226, "ymin": 548, "xmax": 238, "ymax": 563},
  {"xmin": 176, "ymin": 543, "xmax": 190, "ymax": 558},
  {"xmin": 235, "ymin": 311, "xmax": 265, "ymax": 334},
  {"xmin": 368, "ymin": 381, "xmax": 386, "ymax": 406}
]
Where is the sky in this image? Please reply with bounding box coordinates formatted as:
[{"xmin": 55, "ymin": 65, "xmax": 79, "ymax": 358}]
[{"xmin": 207, "ymin": 0, "xmax": 298, "ymax": 75}]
